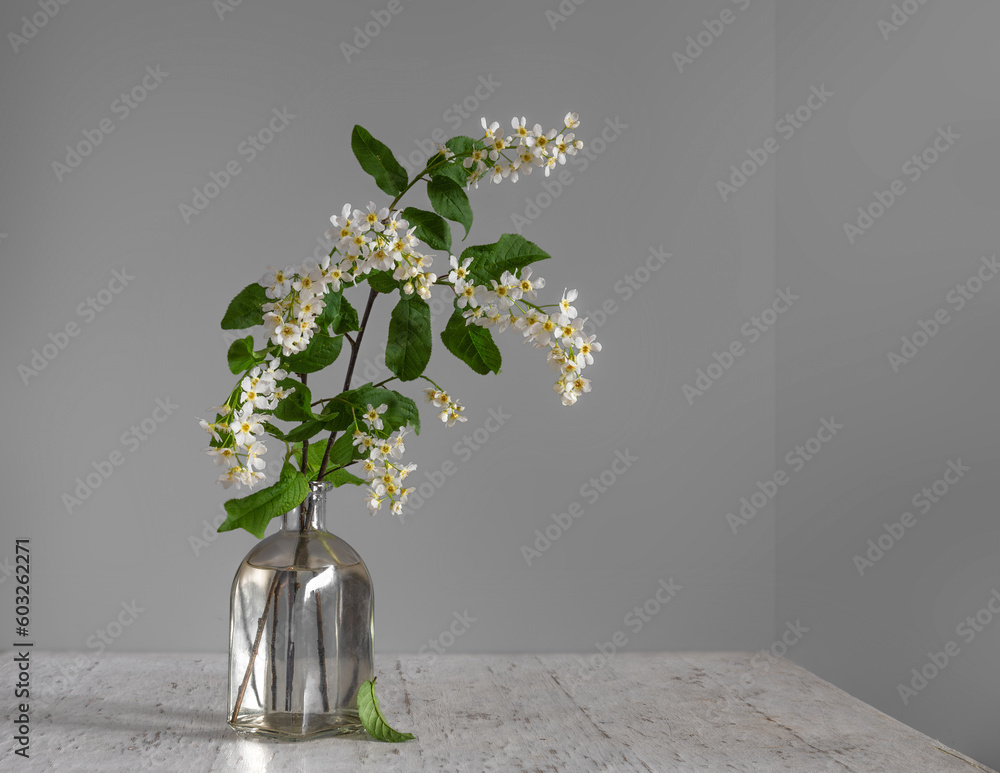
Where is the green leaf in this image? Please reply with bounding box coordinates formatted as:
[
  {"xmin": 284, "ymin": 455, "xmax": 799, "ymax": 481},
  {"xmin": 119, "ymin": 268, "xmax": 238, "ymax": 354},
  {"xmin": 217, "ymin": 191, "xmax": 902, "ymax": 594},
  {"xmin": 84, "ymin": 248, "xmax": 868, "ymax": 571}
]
[
  {"xmin": 464, "ymin": 234, "xmax": 551, "ymax": 286},
  {"xmin": 283, "ymin": 331, "xmax": 344, "ymax": 374},
  {"xmin": 326, "ymin": 468, "xmax": 366, "ymax": 488},
  {"xmin": 385, "ymin": 297, "xmax": 432, "ymax": 381},
  {"xmin": 336, "ymin": 294, "xmax": 362, "ymax": 334},
  {"xmin": 221, "ymin": 283, "xmax": 268, "ymax": 330},
  {"xmin": 429, "ymin": 162, "xmax": 470, "ymax": 187},
  {"xmin": 316, "ymin": 293, "xmax": 360, "ymax": 335},
  {"xmin": 283, "ymin": 419, "xmax": 328, "ymax": 443},
  {"xmin": 367, "ymin": 270, "xmax": 400, "ymax": 294},
  {"xmin": 401, "ymin": 206, "xmax": 451, "ymax": 252},
  {"xmin": 352, "ymin": 125, "xmax": 408, "ymax": 197},
  {"xmin": 227, "ymin": 335, "xmax": 260, "ymax": 374},
  {"xmin": 357, "ymin": 678, "xmax": 415, "ymax": 743},
  {"xmin": 217, "ymin": 462, "xmax": 309, "ymax": 539},
  {"xmin": 445, "ymin": 136, "xmax": 474, "ymax": 156},
  {"xmin": 274, "ymin": 380, "xmax": 315, "ymax": 422},
  {"xmin": 327, "ymin": 431, "xmax": 358, "ymax": 468},
  {"xmin": 292, "ymin": 441, "xmax": 327, "ymax": 476},
  {"xmin": 261, "ymin": 421, "xmax": 291, "ymax": 442},
  {"xmin": 336, "ymin": 383, "xmax": 421, "ymax": 435},
  {"xmin": 427, "ymin": 177, "xmax": 473, "ymax": 239},
  {"xmin": 440, "ymin": 310, "xmax": 502, "ymax": 375}
]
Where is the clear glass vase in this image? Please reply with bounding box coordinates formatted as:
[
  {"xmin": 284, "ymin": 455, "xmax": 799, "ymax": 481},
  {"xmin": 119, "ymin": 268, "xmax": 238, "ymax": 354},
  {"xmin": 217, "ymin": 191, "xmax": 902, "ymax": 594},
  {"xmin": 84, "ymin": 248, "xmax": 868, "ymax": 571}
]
[{"xmin": 227, "ymin": 480, "xmax": 374, "ymax": 740}]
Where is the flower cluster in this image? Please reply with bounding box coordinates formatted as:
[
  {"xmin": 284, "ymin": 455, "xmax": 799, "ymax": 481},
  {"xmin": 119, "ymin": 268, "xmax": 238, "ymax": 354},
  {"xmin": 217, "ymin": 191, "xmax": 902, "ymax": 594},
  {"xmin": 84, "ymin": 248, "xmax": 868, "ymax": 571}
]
[
  {"xmin": 260, "ymin": 262, "xmax": 336, "ymax": 356},
  {"xmin": 202, "ymin": 111, "xmax": 601, "ymax": 522},
  {"xmin": 200, "ymin": 357, "xmax": 291, "ymax": 489},
  {"xmin": 352, "ymin": 403, "xmax": 417, "ymax": 516},
  {"xmin": 423, "ymin": 387, "xmax": 468, "ymax": 427},
  {"xmin": 463, "ymin": 112, "xmax": 583, "ymax": 187},
  {"xmin": 323, "ymin": 202, "xmax": 438, "ymax": 299},
  {"xmin": 446, "ymin": 260, "xmax": 601, "ymax": 406}
]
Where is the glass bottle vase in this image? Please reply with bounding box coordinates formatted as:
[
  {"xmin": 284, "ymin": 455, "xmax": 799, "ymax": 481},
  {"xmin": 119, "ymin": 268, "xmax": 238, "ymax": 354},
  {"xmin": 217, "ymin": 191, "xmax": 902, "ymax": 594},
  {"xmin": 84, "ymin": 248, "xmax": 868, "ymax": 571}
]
[{"xmin": 227, "ymin": 480, "xmax": 374, "ymax": 740}]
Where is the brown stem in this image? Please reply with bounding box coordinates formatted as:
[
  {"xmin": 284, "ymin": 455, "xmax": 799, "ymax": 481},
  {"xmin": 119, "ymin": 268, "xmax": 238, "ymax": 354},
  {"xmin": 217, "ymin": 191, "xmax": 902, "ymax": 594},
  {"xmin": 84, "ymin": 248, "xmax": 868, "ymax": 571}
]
[
  {"xmin": 269, "ymin": 580, "xmax": 279, "ymax": 710},
  {"xmin": 316, "ymin": 288, "xmax": 379, "ymax": 481},
  {"xmin": 316, "ymin": 595, "xmax": 330, "ymax": 712},
  {"xmin": 284, "ymin": 568, "xmax": 297, "ymax": 711},
  {"xmin": 299, "ymin": 372, "xmax": 309, "ymax": 485},
  {"xmin": 230, "ymin": 576, "xmax": 280, "ymax": 724}
]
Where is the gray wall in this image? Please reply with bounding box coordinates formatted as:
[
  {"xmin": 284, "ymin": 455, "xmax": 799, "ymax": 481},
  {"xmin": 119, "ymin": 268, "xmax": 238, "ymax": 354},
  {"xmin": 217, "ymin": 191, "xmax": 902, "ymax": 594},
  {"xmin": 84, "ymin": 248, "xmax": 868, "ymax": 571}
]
[
  {"xmin": 775, "ymin": 1, "xmax": 1000, "ymax": 767},
  {"xmin": 0, "ymin": 0, "xmax": 994, "ymax": 766}
]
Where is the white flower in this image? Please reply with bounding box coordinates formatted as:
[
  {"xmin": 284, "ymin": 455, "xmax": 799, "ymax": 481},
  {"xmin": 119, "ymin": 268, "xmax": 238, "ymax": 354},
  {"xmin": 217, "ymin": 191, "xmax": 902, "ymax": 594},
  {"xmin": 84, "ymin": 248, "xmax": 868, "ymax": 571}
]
[
  {"xmin": 515, "ymin": 147, "xmax": 535, "ymax": 176},
  {"xmin": 272, "ymin": 385, "xmax": 294, "ymax": 402},
  {"xmin": 527, "ymin": 314, "xmax": 557, "ymax": 346},
  {"xmin": 448, "ymin": 255, "xmax": 472, "ymax": 284},
  {"xmin": 463, "ymin": 147, "xmax": 487, "ymax": 173},
  {"xmin": 565, "ymin": 376, "xmax": 591, "ymax": 400},
  {"xmin": 556, "ymin": 315, "xmax": 585, "ymax": 347},
  {"xmin": 370, "ymin": 439, "xmax": 394, "ymax": 462},
  {"xmin": 359, "ymin": 201, "xmax": 390, "ymax": 233},
  {"xmin": 526, "ymin": 125, "xmax": 557, "ymax": 155},
  {"xmin": 456, "ymin": 283, "xmax": 480, "ymax": 309},
  {"xmin": 564, "ymin": 112, "xmax": 580, "ymax": 130},
  {"xmin": 415, "ymin": 272, "xmax": 435, "ymax": 300},
  {"xmin": 365, "ymin": 486, "xmax": 385, "ymax": 514},
  {"xmin": 558, "ymin": 288, "xmax": 579, "ymax": 319},
  {"xmin": 487, "ymin": 133, "xmax": 508, "ymax": 162},
  {"xmin": 245, "ymin": 441, "xmax": 267, "ymax": 472},
  {"xmin": 263, "ymin": 356, "xmax": 287, "ymax": 381},
  {"xmin": 199, "ymin": 419, "xmax": 224, "ymax": 442},
  {"xmin": 360, "ymin": 458, "xmax": 379, "ymax": 479},
  {"xmin": 272, "ymin": 322, "xmax": 303, "ymax": 355},
  {"xmin": 577, "ymin": 333, "xmax": 601, "ymax": 366},
  {"xmin": 327, "ymin": 203, "xmax": 356, "ymax": 243},
  {"xmin": 362, "ymin": 403, "xmax": 388, "ymax": 431},
  {"xmin": 440, "ymin": 405, "xmax": 467, "ymax": 427},
  {"xmin": 344, "ymin": 228, "xmax": 373, "ymax": 256},
  {"xmin": 552, "ymin": 133, "xmax": 581, "ymax": 164},
  {"xmin": 389, "ymin": 429, "xmax": 407, "ymax": 458},
  {"xmin": 516, "ymin": 267, "xmax": 545, "ymax": 300},
  {"xmin": 230, "ymin": 406, "xmax": 264, "ymax": 447},
  {"xmin": 424, "ymin": 388, "xmax": 448, "ymax": 407},
  {"xmin": 482, "ymin": 117, "xmax": 501, "ymax": 139},
  {"xmin": 293, "ymin": 269, "xmax": 319, "ymax": 295},
  {"xmin": 205, "ymin": 446, "xmax": 239, "ymax": 468},
  {"xmin": 217, "ymin": 466, "xmax": 244, "ymax": 489},
  {"xmin": 261, "ymin": 265, "xmax": 295, "ymax": 299},
  {"xmin": 239, "ymin": 468, "xmax": 266, "ymax": 488},
  {"xmin": 512, "ymin": 116, "xmax": 530, "ymax": 141}
]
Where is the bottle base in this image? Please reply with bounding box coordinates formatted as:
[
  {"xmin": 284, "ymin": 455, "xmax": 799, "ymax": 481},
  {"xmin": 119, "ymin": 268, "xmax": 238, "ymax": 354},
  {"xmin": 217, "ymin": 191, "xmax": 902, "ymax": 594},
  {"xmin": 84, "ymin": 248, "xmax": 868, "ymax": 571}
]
[{"xmin": 228, "ymin": 710, "xmax": 365, "ymax": 741}]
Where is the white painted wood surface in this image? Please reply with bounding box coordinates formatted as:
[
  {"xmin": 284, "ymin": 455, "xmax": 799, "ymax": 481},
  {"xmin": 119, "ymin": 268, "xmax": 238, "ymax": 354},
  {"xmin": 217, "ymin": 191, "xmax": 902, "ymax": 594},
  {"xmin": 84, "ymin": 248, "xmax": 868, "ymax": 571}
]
[{"xmin": 1, "ymin": 651, "xmax": 993, "ymax": 772}]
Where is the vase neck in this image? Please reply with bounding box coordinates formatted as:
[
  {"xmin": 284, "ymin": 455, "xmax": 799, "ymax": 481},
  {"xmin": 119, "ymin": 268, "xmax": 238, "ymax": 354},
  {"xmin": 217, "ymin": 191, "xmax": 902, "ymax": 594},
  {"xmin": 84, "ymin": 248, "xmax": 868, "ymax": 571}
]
[{"xmin": 281, "ymin": 481, "xmax": 329, "ymax": 533}]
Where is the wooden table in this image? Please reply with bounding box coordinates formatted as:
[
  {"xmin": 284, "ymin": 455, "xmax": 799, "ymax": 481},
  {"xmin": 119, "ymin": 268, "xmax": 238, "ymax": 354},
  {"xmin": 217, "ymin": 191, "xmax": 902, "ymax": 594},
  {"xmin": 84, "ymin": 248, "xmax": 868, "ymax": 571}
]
[{"xmin": 1, "ymin": 651, "xmax": 993, "ymax": 771}]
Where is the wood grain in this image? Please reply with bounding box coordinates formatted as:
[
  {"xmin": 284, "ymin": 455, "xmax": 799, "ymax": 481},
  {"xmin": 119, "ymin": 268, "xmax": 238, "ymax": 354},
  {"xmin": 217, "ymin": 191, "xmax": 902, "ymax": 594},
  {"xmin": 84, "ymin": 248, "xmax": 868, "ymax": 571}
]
[{"xmin": 1, "ymin": 651, "xmax": 992, "ymax": 772}]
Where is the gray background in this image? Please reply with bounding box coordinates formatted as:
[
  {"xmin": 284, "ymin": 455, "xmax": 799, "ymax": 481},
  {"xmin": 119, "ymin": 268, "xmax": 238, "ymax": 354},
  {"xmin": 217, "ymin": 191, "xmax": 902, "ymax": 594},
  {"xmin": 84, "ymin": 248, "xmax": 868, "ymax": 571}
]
[{"xmin": 0, "ymin": 0, "xmax": 995, "ymax": 767}]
